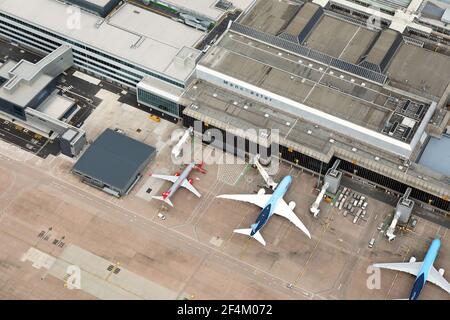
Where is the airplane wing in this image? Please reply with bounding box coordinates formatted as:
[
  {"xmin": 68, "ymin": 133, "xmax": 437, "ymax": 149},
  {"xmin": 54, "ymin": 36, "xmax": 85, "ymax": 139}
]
[
  {"xmin": 181, "ymin": 179, "xmax": 202, "ymax": 198},
  {"xmin": 273, "ymin": 199, "xmax": 311, "ymax": 239},
  {"xmin": 216, "ymin": 194, "xmax": 272, "ymax": 208},
  {"xmin": 151, "ymin": 174, "xmax": 178, "ymax": 183},
  {"xmin": 428, "ymin": 267, "xmax": 450, "ymax": 294},
  {"xmin": 372, "ymin": 262, "xmax": 422, "ymax": 276}
]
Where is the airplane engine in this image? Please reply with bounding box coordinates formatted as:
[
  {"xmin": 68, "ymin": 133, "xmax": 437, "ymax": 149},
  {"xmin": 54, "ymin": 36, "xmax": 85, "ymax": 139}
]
[
  {"xmin": 188, "ymin": 178, "xmax": 193, "ymax": 185},
  {"xmin": 258, "ymin": 188, "xmax": 266, "ymax": 195},
  {"xmin": 409, "ymin": 257, "xmax": 416, "ymax": 263},
  {"xmin": 288, "ymin": 201, "xmax": 296, "ymax": 210},
  {"xmin": 439, "ymin": 268, "xmax": 445, "ymax": 276}
]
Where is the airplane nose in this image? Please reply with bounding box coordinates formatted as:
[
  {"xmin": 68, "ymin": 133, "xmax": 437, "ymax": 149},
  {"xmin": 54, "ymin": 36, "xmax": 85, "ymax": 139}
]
[{"xmin": 434, "ymin": 238, "xmax": 441, "ymax": 247}]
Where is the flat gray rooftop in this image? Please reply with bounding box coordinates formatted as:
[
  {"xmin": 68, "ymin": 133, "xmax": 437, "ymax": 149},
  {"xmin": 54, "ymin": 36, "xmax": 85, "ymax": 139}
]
[
  {"xmin": 0, "ymin": 45, "xmax": 71, "ymax": 108},
  {"xmin": 365, "ymin": 29, "xmax": 401, "ymax": 66},
  {"xmin": 303, "ymin": 15, "xmax": 378, "ymax": 63},
  {"xmin": 0, "ymin": 60, "xmax": 53, "ymax": 108},
  {"xmin": 184, "ymin": 80, "xmax": 404, "ymax": 160},
  {"xmin": 73, "ymin": 129, "xmax": 156, "ymax": 191},
  {"xmin": 241, "ymin": 0, "xmax": 450, "ymax": 100},
  {"xmin": 284, "ymin": 2, "xmax": 321, "ymax": 36},
  {"xmin": 199, "ymin": 32, "xmax": 430, "ymax": 144},
  {"xmin": 183, "ymin": 80, "xmax": 450, "ymax": 197},
  {"xmin": 184, "ymin": 80, "xmax": 340, "ymax": 157},
  {"xmin": 239, "ymin": 0, "xmax": 303, "ymax": 35},
  {"xmin": 0, "ymin": 0, "xmax": 205, "ymax": 83},
  {"xmin": 386, "ymin": 43, "xmax": 450, "ymax": 99},
  {"xmin": 240, "ymin": 0, "xmax": 379, "ymax": 64}
]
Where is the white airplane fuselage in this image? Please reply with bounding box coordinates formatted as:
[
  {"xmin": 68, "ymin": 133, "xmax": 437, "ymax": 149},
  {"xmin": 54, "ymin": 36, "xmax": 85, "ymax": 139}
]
[{"xmin": 162, "ymin": 162, "xmax": 196, "ymax": 201}]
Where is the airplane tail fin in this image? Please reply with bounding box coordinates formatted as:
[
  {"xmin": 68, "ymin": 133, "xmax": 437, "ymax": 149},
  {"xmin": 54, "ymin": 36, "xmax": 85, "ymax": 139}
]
[
  {"xmin": 252, "ymin": 231, "xmax": 266, "ymax": 246},
  {"xmin": 152, "ymin": 196, "xmax": 174, "ymax": 207},
  {"xmin": 194, "ymin": 162, "xmax": 207, "ymax": 174},
  {"xmin": 234, "ymin": 228, "xmax": 252, "ymax": 236},
  {"xmin": 233, "ymin": 228, "xmax": 266, "ymax": 246}
]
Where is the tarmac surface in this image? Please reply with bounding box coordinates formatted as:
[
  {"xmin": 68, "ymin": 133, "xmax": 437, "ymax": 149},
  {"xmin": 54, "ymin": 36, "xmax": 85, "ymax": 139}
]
[
  {"xmin": 0, "ymin": 85, "xmax": 448, "ymax": 300},
  {"xmin": 0, "ymin": 34, "xmax": 448, "ymax": 301},
  {"xmin": 0, "ymin": 118, "xmax": 60, "ymax": 159}
]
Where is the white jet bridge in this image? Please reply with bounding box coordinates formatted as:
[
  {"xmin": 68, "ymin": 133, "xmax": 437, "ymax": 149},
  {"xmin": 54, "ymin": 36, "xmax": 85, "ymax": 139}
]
[
  {"xmin": 310, "ymin": 159, "xmax": 342, "ymax": 217},
  {"xmin": 252, "ymin": 154, "xmax": 277, "ymax": 190},
  {"xmin": 171, "ymin": 127, "xmax": 193, "ymax": 159},
  {"xmin": 386, "ymin": 187, "xmax": 414, "ymax": 241}
]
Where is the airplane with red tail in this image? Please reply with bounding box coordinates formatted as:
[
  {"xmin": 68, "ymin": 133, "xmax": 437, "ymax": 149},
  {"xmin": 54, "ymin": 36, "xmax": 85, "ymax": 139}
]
[{"xmin": 151, "ymin": 162, "xmax": 206, "ymax": 207}]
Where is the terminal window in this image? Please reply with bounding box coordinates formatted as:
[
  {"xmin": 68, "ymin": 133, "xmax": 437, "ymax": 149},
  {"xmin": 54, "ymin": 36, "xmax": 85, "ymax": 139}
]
[{"xmin": 137, "ymin": 88, "xmax": 180, "ymax": 118}]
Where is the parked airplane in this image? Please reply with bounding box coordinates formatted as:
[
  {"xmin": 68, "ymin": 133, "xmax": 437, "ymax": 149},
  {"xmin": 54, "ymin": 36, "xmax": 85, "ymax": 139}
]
[
  {"xmin": 372, "ymin": 238, "xmax": 450, "ymax": 300},
  {"xmin": 217, "ymin": 175, "xmax": 311, "ymax": 246},
  {"xmin": 152, "ymin": 162, "xmax": 206, "ymax": 207}
]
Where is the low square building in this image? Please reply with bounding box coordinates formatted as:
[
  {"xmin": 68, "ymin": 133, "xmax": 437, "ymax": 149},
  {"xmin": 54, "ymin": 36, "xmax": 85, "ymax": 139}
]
[{"xmin": 72, "ymin": 129, "xmax": 156, "ymax": 197}]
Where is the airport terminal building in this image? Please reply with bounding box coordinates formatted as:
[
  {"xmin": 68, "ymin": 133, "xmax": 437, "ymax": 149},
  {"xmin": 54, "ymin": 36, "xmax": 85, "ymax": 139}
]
[
  {"xmin": 0, "ymin": 44, "xmax": 86, "ymax": 157},
  {"xmin": 0, "ymin": 0, "xmax": 448, "ymax": 215},
  {"xmin": 180, "ymin": 1, "xmax": 450, "ymax": 214},
  {"xmin": 0, "ymin": 0, "xmax": 255, "ymax": 121},
  {"xmin": 0, "ymin": 0, "xmax": 201, "ymax": 87}
]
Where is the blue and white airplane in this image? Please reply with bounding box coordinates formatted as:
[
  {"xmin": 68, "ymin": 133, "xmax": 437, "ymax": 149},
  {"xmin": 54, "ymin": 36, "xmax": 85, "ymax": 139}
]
[
  {"xmin": 373, "ymin": 238, "xmax": 450, "ymax": 300},
  {"xmin": 217, "ymin": 175, "xmax": 311, "ymax": 246}
]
